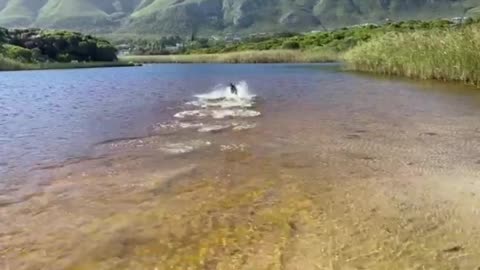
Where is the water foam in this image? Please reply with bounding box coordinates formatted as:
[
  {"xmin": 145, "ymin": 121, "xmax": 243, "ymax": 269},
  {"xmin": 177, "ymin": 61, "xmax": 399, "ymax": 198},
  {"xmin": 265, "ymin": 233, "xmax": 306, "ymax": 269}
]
[
  {"xmin": 198, "ymin": 124, "xmax": 231, "ymax": 133},
  {"xmin": 174, "ymin": 110, "xmax": 208, "ymax": 119},
  {"xmin": 211, "ymin": 109, "xmax": 261, "ymax": 119},
  {"xmin": 178, "ymin": 122, "xmax": 204, "ymax": 129},
  {"xmin": 232, "ymin": 122, "xmax": 257, "ymax": 131},
  {"xmin": 175, "ymin": 109, "xmax": 261, "ymax": 120},
  {"xmin": 152, "ymin": 121, "xmax": 204, "ymax": 134},
  {"xmin": 159, "ymin": 140, "xmax": 211, "ymax": 155}
]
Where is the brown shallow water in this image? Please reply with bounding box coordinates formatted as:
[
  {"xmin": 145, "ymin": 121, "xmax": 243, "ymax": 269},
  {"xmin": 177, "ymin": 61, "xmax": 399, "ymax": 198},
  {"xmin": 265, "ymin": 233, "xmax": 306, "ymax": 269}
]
[{"xmin": 1, "ymin": 64, "xmax": 480, "ymax": 269}]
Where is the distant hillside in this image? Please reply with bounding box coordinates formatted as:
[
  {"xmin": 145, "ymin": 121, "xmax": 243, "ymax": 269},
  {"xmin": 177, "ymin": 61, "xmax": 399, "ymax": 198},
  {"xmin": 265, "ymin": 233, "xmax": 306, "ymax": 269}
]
[{"xmin": 0, "ymin": 0, "xmax": 479, "ymax": 35}]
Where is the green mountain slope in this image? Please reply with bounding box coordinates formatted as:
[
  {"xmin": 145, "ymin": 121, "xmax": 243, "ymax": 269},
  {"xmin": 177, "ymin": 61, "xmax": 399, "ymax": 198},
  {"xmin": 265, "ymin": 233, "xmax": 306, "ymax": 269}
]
[
  {"xmin": 0, "ymin": 0, "xmax": 47, "ymax": 26},
  {"xmin": 0, "ymin": 0, "xmax": 479, "ymax": 35},
  {"xmin": 36, "ymin": 0, "xmax": 110, "ymax": 28}
]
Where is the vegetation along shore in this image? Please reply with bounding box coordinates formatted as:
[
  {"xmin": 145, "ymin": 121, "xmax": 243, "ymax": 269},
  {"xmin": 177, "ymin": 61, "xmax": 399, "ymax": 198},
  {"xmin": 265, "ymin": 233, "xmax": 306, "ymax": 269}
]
[
  {"xmin": 120, "ymin": 49, "xmax": 338, "ymax": 64},
  {"xmin": 3, "ymin": 18, "xmax": 480, "ymax": 85},
  {"xmin": 0, "ymin": 28, "xmax": 129, "ymax": 71},
  {"xmin": 344, "ymin": 25, "xmax": 480, "ymax": 86},
  {"xmin": 119, "ymin": 18, "xmax": 480, "ymax": 86}
]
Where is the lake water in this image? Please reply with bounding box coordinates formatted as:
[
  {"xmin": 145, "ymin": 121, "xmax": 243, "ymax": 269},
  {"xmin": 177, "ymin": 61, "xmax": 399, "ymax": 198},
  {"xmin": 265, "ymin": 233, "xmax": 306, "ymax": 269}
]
[{"xmin": 2, "ymin": 64, "xmax": 480, "ymax": 269}]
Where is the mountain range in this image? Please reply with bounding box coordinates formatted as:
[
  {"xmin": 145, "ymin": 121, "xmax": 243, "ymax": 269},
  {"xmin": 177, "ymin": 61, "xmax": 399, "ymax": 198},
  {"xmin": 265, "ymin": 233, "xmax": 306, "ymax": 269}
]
[{"xmin": 0, "ymin": 0, "xmax": 479, "ymax": 35}]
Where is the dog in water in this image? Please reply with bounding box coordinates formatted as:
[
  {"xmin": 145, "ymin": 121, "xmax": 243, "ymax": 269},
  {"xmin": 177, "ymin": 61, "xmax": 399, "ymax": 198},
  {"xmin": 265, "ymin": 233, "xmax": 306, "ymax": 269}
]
[{"xmin": 229, "ymin": 83, "xmax": 238, "ymax": 95}]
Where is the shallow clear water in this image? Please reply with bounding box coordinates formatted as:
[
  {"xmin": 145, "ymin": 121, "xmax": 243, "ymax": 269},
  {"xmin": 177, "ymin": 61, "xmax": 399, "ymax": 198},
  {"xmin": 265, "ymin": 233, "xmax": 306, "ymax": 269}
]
[
  {"xmin": 2, "ymin": 64, "xmax": 480, "ymax": 269},
  {"xmin": 0, "ymin": 65, "xmax": 331, "ymax": 176}
]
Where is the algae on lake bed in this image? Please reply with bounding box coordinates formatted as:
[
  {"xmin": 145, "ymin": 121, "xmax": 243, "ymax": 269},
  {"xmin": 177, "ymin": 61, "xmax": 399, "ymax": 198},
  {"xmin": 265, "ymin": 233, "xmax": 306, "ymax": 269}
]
[{"xmin": 3, "ymin": 148, "xmax": 480, "ymax": 270}]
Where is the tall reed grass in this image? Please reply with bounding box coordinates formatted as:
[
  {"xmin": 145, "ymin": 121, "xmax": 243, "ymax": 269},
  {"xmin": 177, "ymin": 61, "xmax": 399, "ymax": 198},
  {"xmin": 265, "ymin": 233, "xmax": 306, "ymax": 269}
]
[
  {"xmin": 121, "ymin": 49, "xmax": 339, "ymax": 64},
  {"xmin": 0, "ymin": 56, "xmax": 30, "ymax": 70},
  {"xmin": 344, "ymin": 26, "xmax": 480, "ymax": 86}
]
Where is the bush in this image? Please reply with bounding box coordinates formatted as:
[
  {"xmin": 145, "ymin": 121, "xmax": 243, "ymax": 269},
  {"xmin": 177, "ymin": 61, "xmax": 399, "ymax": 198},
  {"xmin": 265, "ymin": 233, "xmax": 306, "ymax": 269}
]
[
  {"xmin": 281, "ymin": 40, "xmax": 300, "ymax": 50},
  {"xmin": 31, "ymin": 48, "xmax": 43, "ymax": 61},
  {"xmin": 3, "ymin": 29, "xmax": 119, "ymax": 62},
  {"xmin": 2, "ymin": 44, "xmax": 33, "ymax": 62},
  {"xmin": 74, "ymin": 40, "xmax": 96, "ymax": 60},
  {"xmin": 57, "ymin": 53, "xmax": 72, "ymax": 63},
  {"xmin": 0, "ymin": 27, "xmax": 8, "ymax": 43},
  {"xmin": 94, "ymin": 41, "xmax": 118, "ymax": 61}
]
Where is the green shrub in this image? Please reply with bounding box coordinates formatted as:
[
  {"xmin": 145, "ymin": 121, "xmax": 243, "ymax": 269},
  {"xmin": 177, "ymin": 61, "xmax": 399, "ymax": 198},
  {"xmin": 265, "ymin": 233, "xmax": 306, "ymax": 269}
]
[
  {"xmin": 0, "ymin": 27, "xmax": 7, "ymax": 43},
  {"xmin": 2, "ymin": 44, "xmax": 33, "ymax": 62},
  {"xmin": 75, "ymin": 40, "xmax": 96, "ymax": 60},
  {"xmin": 94, "ymin": 41, "xmax": 118, "ymax": 61},
  {"xmin": 282, "ymin": 41, "xmax": 300, "ymax": 50},
  {"xmin": 57, "ymin": 53, "xmax": 72, "ymax": 62},
  {"xmin": 3, "ymin": 29, "xmax": 119, "ymax": 63},
  {"xmin": 31, "ymin": 48, "xmax": 43, "ymax": 61}
]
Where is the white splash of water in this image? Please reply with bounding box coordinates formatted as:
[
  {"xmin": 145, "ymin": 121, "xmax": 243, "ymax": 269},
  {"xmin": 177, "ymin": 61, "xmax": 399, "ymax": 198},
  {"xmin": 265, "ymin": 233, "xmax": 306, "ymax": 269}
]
[
  {"xmin": 169, "ymin": 81, "xmax": 261, "ymax": 134},
  {"xmin": 193, "ymin": 81, "xmax": 256, "ymax": 108}
]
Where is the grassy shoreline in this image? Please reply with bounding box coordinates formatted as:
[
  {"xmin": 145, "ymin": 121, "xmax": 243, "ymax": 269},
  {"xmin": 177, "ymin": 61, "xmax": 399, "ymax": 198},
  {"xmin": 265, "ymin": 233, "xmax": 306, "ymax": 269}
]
[
  {"xmin": 4, "ymin": 22, "xmax": 477, "ymax": 87},
  {"xmin": 0, "ymin": 58, "xmax": 136, "ymax": 71},
  {"xmin": 119, "ymin": 20, "xmax": 480, "ymax": 87},
  {"xmin": 120, "ymin": 49, "xmax": 339, "ymax": 64}
]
